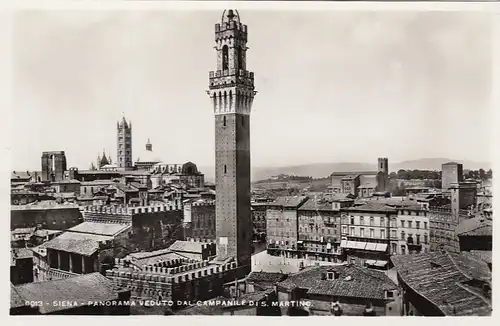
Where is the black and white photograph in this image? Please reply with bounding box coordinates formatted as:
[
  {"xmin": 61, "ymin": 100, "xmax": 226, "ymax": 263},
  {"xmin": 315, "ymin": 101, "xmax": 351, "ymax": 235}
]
[{"xmin": 6, "ymin": 1, "xmax": 495, "ymax": 317}]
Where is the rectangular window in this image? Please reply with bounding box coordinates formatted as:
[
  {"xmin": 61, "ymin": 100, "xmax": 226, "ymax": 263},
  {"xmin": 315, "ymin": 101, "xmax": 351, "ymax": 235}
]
[
  {"xmin": 408, "ymin": 221, "xmax": 413, "ymax": 228},
  {"xmin": 416, "ymin": 221, "xmax": 420, "ymax": 229},
  {"xmin": 424, "ymin": 234, "xmax": 428, "ymax": 244},
  {"xmin": 370, "ymin": 217, "xmax": 374, "ymax": 226},
  {"xmin": 424, "ymin": 222, "xmax": 428, "ymax": 229},
  {"xmin": 360, "ymin": 216, "xmax": 364, "ymax": 225},
  {"xmin": 380, "ymin": 217, "xmax": 385, "ymax": 227},
  {"xmin": 342, "ymin": 226, "xmax": 347, "ymax": 234},
  {"xmin": 401, "ymin": 245, "xmax": 406, "ymax": 255},
  {"xmin": 391, "ymin": 230, "xmax": 396, "ymax": 238},
  {"xmin": 391, "ymin": 243, "xmax": 397, "ymax": 254},
  {"xmin": 400, "ymin": 220, "xmax": 404, "ymax": 228},
  {"xmin": 391, "ymin": 218, "xmax": 397, "ymax": 227},
  {"xmin": 350, "ymin": 227, "xmax": 355, "ymax": 236},
  {"xmin": 370, "ymin": 229, "xmax": 375, "ymax": 238},
  {"xmin": 360, "ymin": 228, "xmax": 365, "ymax": 237},
  {"xmin": 416, "ymin": 235, "xmax": 421, "ymax": 245},
  {"xmin": 350, "ymin": 218, "xmax": 354, "ymax": 225},
  {"xmin": 380, "ymin": 229, "xmax": 385, "ymax": 239}
]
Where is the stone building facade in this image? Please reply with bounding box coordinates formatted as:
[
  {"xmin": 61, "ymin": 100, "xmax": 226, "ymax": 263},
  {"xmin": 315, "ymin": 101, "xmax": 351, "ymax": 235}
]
[
  {"xmin": 450, "ymin": 181, "xmax": 477, "ymax": 214},
  {"xmin": 330, "ymin": 158, "xmax": 389, "ymax": 197},
  {"xmin": 150, "ymin": 162, "xmax": 205, "ymax": 189},
  {"xmin": 183, "ymin": 200, "xmax": 216, "ymax": 240},
  {"xmin": 251, "ymin": 203, "xmax": 267, "ymax": 234},
  {"xmin": 266, "ymin": 196, "xmax": 308, "ymax": 257},
  {"xmin": 297, "ymin": 198, "xmax": 342, "ymax": 262},
  {"xmin": 10, "ymin": 203, "xmax": 83, "ymax": 230},
  {"xmin": 82, "ymin": 204, "xmax": 184, "ymax": 252},
  {"xmin": 428, "ymin": 208, "xmax": 469, "ymax": 253},
  {"xmin": 441, "ymin": 162, "xmax": 464, "ymax": 196},
  {"xmin": 106, "ymin": 257, "xmax": 247, "ymax": 309},
  {"xmin": 395, "ymin": 205, "xmax": 430, "ymax": 255},
  {"xmin": 208, "ymin": 10, "xmax": 256, "ymax": 268},
  {"xmin": 341, "ymin": 203, "xmax": 396, "ymax": 267},
  {"xmin": 41, "ymin": 151, "xmax": 67, "ymax": 182}
]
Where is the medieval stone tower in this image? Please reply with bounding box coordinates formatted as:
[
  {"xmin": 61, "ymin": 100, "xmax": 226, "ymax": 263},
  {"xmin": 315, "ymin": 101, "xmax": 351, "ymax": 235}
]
[
  {"xmin": 378, "ymin": 157, "xmax": 389, "ymax": 191},
  {"xmin": 41, "ymin": 151, "xmax": 67, "ymax": 182},
  {"xmin": 117, "ymin": 117, "xmax": 133, "ymax": 170},
  {"xmin": 208, "ymin": 10, "xmax": 256, "ymax": 268}
]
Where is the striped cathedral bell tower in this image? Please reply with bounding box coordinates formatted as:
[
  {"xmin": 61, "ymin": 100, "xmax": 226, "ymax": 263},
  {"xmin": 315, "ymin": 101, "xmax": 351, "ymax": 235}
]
[{"xmin": 208, "ymin": 10, "xmax": 256, "ymax": 269}]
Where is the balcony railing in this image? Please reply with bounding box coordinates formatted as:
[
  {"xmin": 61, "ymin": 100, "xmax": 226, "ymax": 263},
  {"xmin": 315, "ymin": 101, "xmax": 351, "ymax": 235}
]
[{"xmin": 47, "ymin": 268, "xmax": 79, "ymax": 280}]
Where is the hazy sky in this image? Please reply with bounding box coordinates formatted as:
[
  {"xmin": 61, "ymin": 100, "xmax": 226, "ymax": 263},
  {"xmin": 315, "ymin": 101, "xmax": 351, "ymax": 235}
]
[{"xmin": 11, "ymin": 9, "xmax": 492, "ymax": 171}]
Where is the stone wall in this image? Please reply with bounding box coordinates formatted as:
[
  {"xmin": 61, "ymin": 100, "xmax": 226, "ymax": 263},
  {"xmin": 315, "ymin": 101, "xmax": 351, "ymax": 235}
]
[
  {"xmin": 107, "ymin": 259, "xmax": 242, "ymax": 306},
  {"xmin": 11, "ymin": 205, "xmax": 82, "ymax": 230}
]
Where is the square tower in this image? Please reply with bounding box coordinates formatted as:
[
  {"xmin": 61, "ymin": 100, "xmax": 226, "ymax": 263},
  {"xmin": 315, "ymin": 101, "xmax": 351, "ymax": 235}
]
[
  {"xmin": 208, "ymin": 10, "xmax": 256, "ymax": 269},
  {"xmin": 117, "ymin": 117, "xmax": 133, "ymax": 171},
  {"xmin": 41, "ymin": 151, "xmax": 67, "ymax": 182}
]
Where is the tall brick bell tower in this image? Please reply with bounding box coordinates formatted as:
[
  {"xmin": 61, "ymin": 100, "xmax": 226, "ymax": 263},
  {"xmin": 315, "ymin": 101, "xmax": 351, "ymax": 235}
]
[{"xmin": 208, "ymin": 10, "xmax": 256, "ymax": 270}]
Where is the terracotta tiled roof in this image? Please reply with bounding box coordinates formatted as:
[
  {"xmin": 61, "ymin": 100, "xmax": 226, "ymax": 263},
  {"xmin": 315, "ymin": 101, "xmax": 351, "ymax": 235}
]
[
  {"xmin": 391, "ymin": 251, "xmax": 492, "ymax": 316},
  {"xmin": 12, "ymin": 273, "xmax": 121, "ymax": 314},
  {"xmin": 246, "ymin": 272, "xmax": 287, "ymax": 284},
  {"xmin": 347, "ymin": 202, "xmax": 397, "ymax": 213},
  {"xmin": 43, "ymin": 231, "xmax": 113, "ymax": 256},
  {"xmin": 277, "ymin": 264, "xmax": 396, "ymax": 300},
  {"xmin": 12, "ymin": 248, "xmax": 33, "ymax": 260},
  {"xmin": 126, "ymin": 249, "xmax": 186, "ymax": 266},
  {"xmin": 298, "ymin": 199, "xmax": 334, "ymax": 211},
  {"xmin": 168, "ymin": 240, "xmax": 206, "ymax": 253},
  {"xmin": 69, "ymin": 222, "xmax": 131, "ymax": 237},
  {"xmin": 456, "ymin": 217, "xmax": 492, "ymax": 237},
  {"xmin": 269, "ymin": 196, "xmax": 308, "ymax": 208},
  {"xmin": 11, "ymin": 284, "xmax": 25, "ymax": 309}
]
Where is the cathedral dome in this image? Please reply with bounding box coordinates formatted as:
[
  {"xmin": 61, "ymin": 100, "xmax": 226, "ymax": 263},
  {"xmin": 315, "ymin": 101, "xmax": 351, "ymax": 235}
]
[{"xmin": 136, "ymin": 139, "xmax": 161, "ymax": 163}]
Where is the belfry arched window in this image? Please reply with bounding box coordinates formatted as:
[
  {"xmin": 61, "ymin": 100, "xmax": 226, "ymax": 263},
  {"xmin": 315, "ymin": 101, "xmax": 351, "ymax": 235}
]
[{"xmin": 222, "ymin": 45, "xmax": 229, "ymax": 71}]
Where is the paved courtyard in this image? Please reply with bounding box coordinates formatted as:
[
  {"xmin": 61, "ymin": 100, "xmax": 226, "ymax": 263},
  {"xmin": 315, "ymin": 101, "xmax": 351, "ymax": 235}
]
[{"xmin": 251, "ymin": 250, "xmax": 342, "ymax": 274}]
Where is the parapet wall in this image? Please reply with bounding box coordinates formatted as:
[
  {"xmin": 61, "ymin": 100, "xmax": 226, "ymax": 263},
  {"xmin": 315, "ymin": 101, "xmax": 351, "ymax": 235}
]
[
  {"xmin": 83, "ymin": 204, "xmax": 182, "ymax": 215},
  {"xmin": 185, "ymin": 237, "xmax": 216, "ymax": 244},
  {"xmin": 107, "ymin": 260, "xmax": 238, "ymax": 284},
  {"xmin": 191, "ymin": 201, "xmax": 215, "ymax": 207}
]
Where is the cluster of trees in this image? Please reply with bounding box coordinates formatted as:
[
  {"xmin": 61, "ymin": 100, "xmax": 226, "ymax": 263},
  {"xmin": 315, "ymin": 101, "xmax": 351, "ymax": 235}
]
[
  {"xmin": 389, "ymin": 169, "xmax": 493, "ymax": 181},
  {"xmin": 464, "ymin": 169, "xmax": 492, "ymax": 180},
  {"xmin": 389, "ymin": 170, "xmax": 441, "ymax": 180},
  {"xmin": 255, "ymin": 174, "xmax": 313, "ymax": 184}
]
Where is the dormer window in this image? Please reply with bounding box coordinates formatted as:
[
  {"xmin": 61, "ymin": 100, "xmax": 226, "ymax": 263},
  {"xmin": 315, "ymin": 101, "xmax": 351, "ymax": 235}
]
[{"xmin": 385, "ymin": 290, "xmax": 395, "ymax": 299}]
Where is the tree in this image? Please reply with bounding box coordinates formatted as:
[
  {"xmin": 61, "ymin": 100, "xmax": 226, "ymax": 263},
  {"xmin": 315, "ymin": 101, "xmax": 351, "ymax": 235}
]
[{"xmin": 479, "ymin": 169, "xmax": 486, "ymax": 180}]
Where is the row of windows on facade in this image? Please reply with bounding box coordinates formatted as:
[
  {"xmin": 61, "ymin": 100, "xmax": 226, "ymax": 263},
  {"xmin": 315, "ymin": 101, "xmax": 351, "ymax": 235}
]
[{"xmin": 343, "ymin": 226, "xmax": 428, "ymax": 243}]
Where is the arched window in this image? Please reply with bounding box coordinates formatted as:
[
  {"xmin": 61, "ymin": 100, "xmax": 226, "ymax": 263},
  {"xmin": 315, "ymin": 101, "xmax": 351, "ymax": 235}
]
[
  {"xmin": 223, "ymin": 116, "xmax": 226, "ymax": 127},
  {"xmin": 222, "ymin": 45, "xmax": 229, "ymax": 71}
]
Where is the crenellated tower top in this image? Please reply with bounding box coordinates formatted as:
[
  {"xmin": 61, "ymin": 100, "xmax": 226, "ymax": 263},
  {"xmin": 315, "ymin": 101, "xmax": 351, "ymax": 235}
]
[{"xmin": 208, "ymin": 9, "xmax": 256, "ymax": 116}]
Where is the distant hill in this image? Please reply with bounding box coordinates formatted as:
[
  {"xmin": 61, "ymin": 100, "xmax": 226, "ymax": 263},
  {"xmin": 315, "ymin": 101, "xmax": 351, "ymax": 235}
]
[{"xmin": 199, "ymin": 158, "xmax": 491, "ymax": 183}]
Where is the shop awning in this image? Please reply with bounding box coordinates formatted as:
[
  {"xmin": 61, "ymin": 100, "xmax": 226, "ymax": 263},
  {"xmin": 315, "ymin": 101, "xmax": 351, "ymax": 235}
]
[
  {"xmin": 365, "ymin": 242, "xmax": 377, "ymax": 251},
  {"xmin": 354, "ymin": 242, "xmax": 367, "ymax": 250},
  {"xmin": 374, "ymin": 260, "xmax": 388, "ymax": 267},
  {"xmin": 366, "ymin": 260, "xmax": 388, "ymax": 267},
  {"xmin": 375, "ymin": 243, "xmax": 388, "ymax": 252}
]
